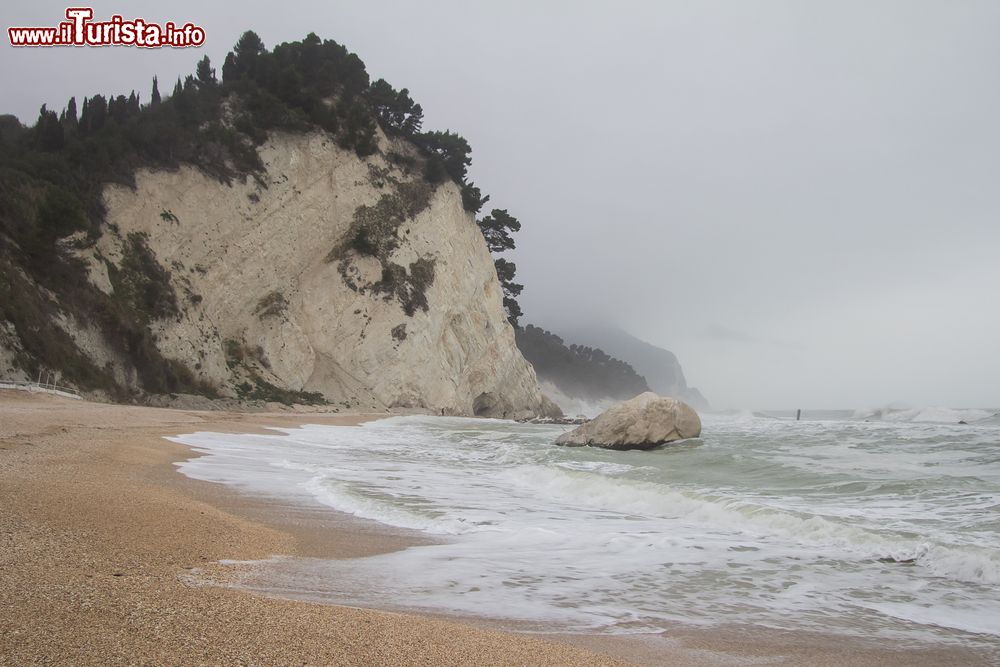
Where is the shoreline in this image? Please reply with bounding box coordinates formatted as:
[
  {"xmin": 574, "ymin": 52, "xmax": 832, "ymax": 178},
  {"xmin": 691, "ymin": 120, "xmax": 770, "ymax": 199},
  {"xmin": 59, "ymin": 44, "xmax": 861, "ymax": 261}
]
[
  {"xmin": 2, "ymin": 392, "xmax": 994, "ymax": 666},
  {"xmin": 165, "ymin": 415, "xmax": 438, "ymax": 564},
  {"xmin": 0, "ymin": 391, "xmax": 629, "ymax": 666}
]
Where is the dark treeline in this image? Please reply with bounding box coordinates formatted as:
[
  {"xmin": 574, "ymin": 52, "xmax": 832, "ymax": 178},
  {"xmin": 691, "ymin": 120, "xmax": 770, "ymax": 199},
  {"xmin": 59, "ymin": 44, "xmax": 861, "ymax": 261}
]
[
  {"xmin": 0, "ymin": 30, "xmax": 518, "ymax": 397},
  {"xmin": 516, "ymin": 324, "xmax": 650, "ymax": 400}
]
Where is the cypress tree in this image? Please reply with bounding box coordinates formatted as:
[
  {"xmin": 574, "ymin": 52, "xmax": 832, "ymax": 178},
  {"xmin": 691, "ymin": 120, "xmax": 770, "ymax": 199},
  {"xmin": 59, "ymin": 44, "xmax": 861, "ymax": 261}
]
[
  {"xmin": 65, "ymin": 97, "xmax": 78, "ymax": 129},
  {"xmin": 150, "ymin": 76, "xmax": 161, "ymax": 106},
  {"xmin": 79, "ymin": 97, "xmax": 90, "ymax": 133}
]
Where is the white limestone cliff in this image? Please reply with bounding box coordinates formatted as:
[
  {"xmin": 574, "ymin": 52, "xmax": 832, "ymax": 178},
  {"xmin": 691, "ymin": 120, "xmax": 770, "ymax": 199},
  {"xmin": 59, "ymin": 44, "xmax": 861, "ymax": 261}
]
[{"xmin": 86, "ymin": 130, "xmax": 553, "ymax": 418}]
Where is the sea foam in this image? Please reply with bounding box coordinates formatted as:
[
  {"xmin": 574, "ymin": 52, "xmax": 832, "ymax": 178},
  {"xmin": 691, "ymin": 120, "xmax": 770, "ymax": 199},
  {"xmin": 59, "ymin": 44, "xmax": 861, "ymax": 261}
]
[{"xmin": 172, "ymin": 411, "xmax": 1000, "ymax": 644}]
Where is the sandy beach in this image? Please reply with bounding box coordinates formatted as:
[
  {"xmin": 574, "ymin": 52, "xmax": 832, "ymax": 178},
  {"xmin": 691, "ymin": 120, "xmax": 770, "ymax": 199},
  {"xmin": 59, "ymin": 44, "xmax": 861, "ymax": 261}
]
[
  {"xmin": 0, "ymin": 391, "xmax": 631, "ymax": 666},
  {"xmin": 1, "ymin": 391, "xmax": 992, "ymax": 666}
]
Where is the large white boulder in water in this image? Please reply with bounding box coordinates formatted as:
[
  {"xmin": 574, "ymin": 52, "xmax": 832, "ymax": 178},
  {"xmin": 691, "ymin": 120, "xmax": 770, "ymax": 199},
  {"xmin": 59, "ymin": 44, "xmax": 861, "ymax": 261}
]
[{"xmin": 555, "ymin": 392, "xmax": 701, "ymax": 450}]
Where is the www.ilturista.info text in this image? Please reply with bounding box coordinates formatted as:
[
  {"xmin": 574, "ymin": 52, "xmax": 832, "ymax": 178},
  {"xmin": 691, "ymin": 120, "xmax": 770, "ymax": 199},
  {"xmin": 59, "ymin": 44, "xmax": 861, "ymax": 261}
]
[{"xmin": 8, "ymin": 8, "xmax": 205, "ymax": 48}]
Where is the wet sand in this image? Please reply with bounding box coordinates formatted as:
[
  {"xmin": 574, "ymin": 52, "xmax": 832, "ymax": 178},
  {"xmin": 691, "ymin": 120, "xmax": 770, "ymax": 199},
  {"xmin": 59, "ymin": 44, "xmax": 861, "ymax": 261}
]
[{"xmin": 1, "ymin": 390, "xmax": 993, "ymax": 666}]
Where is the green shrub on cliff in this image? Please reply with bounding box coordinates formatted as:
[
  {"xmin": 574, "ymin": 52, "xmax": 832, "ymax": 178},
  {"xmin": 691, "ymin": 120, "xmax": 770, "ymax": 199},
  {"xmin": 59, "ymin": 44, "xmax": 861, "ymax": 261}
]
[{"xmin": 106, "ymin": 232, "xmax": 179, "ymax": 325}]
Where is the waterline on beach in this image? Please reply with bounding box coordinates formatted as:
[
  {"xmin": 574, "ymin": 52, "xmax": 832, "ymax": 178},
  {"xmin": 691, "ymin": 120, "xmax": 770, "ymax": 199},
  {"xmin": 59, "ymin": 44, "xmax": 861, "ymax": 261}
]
[{"xmin": 172, "ymin": 410, "xmax": 1000, "ymax": 648}]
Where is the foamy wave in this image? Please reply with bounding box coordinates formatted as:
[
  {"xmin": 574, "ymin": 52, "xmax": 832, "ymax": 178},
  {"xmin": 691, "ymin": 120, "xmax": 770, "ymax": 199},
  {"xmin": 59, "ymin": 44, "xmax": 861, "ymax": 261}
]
[
  {"xmin": 500, "ymin": 465, "xmax": 1000, "ymax": 585},
  {"xmin": 173, "ymin": 416, "xmax": 1000, "ymax": 644},
  {"xmin": 917, "ymin": 544, "xmax": 1000, "ymax": 585},
  {"xmin": 553, "ymin": 460, "xmax": 640, "ymax": 476},
  {"xmin": 301, "ymin": 476, "xmax": 468, "ymax": 535},
  {"xmin": 853, "ymin": 405, "xmax": 996, "ymax": 424},
  {"xmin": 860, "ymin": 600, "xmax": 1000, "ymax": 636}
]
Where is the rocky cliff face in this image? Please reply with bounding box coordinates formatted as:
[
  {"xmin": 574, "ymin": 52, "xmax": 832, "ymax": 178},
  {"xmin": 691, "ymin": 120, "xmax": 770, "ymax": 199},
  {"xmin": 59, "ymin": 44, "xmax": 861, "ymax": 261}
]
[{"xmin": 59, "ymin": 130, "xmax": 551, "ymax": 417}]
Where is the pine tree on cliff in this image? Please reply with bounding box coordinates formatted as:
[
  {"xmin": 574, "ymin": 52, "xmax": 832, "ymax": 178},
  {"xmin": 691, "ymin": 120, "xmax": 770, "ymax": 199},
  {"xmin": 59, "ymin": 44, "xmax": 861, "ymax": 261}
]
[
  {"xmin": 368, "ymin": 78, "xmax": 423, "ymax": 136},
  {"xmin": 150, "ymin": 77, "xmax": 161, "ymax": 107},
  {"xmin": 418, "ymin": 130, "xmax": 472, "ymax": 183},
  {"xmin": 477, "ymin": 209, "xmax": 525, "ymax": 327},
  {"xmin": 35, "ymin": 105, "xmax": 64, "ymax": 151},
  {"xmin": 339, "ymin": 99, "xmax": 378, "ymax": 156},
  {"xmin": 224, "ymin": 30, "xmax": 265, "ymax": 81},
  {"xmin": 196, "ymin": 56, "xmax": 216, "ymax": 87},
  {"xmin": 478, "ymin": 209, "xmax": 521, "ymax": 253},
  {"xmin": 109, "ymin": 95, "xmax": 128, "ymax": 125},
  {"xmin": 494, "ymin": 257, "xmax": 524, "ymax": 327},
  {"xmin": 461, "ymin": 182, "xmax": 489, "ymax": 214}
]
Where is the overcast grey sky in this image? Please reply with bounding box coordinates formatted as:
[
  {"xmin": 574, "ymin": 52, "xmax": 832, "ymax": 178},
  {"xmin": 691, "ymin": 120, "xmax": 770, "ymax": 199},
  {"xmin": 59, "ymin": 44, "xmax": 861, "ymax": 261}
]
[{"xmin": 3, "ymin": 1, "xmax": 998, "ymax": 409}]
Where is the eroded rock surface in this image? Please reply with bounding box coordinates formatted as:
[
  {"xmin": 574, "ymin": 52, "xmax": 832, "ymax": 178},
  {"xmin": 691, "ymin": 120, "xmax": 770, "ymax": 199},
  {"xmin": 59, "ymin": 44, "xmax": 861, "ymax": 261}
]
[{"xmin": 555, "ymin": 392, "xmax": 701, "ymax": 450}]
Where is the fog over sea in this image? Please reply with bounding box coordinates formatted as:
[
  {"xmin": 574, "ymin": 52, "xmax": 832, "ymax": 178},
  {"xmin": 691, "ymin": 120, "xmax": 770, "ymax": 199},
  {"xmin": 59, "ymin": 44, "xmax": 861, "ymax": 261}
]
[{"xmin": 173, "ymin": 408, "xmax": 1000, "ymax": 653}]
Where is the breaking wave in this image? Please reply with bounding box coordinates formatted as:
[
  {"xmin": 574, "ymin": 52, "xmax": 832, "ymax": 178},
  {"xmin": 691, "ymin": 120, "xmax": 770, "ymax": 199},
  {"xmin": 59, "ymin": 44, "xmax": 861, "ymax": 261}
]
[
  {"xmin": 853, "ymin": 404, "xmax": 996, "ymax": 424},
  {"xmin": 173, "ymin": 411, "xmax": 1000, "ymax": 643}
]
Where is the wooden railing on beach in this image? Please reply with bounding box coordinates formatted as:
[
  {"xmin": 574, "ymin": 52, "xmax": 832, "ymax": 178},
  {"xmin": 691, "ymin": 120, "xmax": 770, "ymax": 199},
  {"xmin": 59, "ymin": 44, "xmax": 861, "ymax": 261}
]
[{"xmin": 0, "ymin": 380, "xmax": 82, "ymax": 400}]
